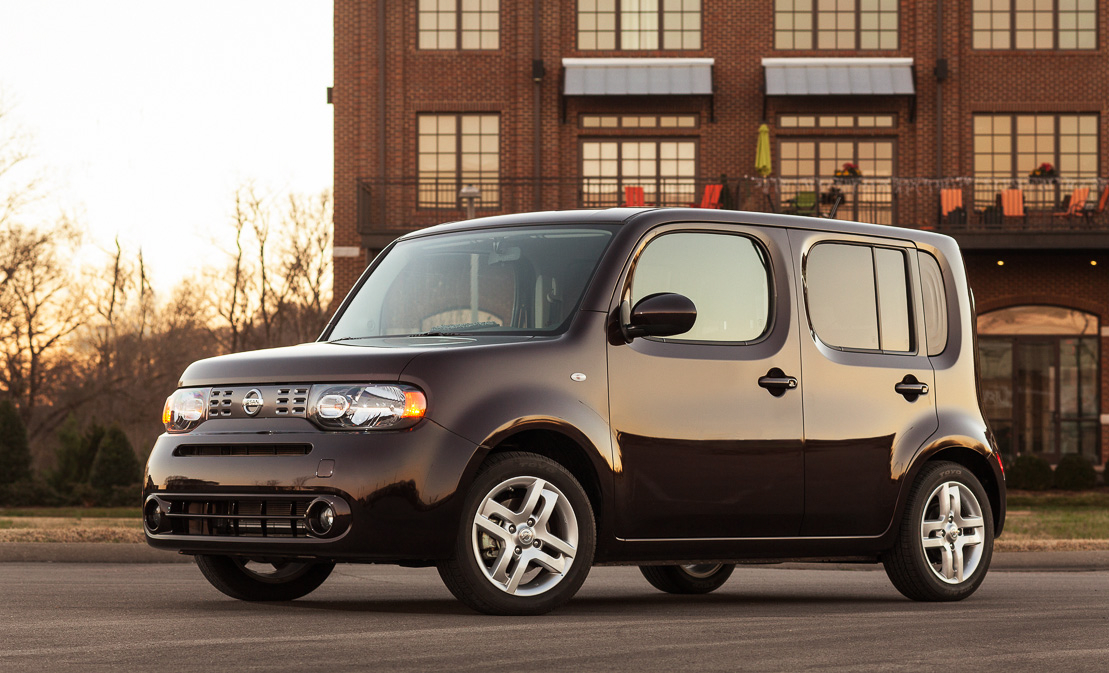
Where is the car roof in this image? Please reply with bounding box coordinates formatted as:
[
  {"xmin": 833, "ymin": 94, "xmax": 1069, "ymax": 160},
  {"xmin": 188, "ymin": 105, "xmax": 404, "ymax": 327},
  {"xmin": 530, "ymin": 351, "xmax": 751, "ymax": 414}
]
[{"xmin": 398, "ymin": 207, "xmax": 954, "ymax": 249}]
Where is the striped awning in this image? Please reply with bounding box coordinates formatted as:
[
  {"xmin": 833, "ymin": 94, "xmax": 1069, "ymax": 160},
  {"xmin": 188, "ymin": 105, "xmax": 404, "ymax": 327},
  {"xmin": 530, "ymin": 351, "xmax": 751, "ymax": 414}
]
[
  {"xmin": 762, "ymin": 58, "xmax": 915, "ymax": 96},
  {"xmin": 562, "ymin": 58, "xmax": 714, "ymax": 96}
]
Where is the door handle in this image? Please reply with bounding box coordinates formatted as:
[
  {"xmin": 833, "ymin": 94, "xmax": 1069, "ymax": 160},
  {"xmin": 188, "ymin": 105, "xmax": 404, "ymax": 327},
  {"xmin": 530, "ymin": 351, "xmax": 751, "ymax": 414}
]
[
  {"xmin": 895, "ymin": 375, "xmax": 928, "ymax": 401},
  {"xmin": 758, "ymin": 368, "xmax": 798, "ymax": 397}
]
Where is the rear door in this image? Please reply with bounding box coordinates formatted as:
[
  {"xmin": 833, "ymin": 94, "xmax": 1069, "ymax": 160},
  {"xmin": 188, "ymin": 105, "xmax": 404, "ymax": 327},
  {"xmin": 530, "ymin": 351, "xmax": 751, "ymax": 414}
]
[{"xmin": 789, "ymin": 230, "xmax": 939, "ymax": 537}]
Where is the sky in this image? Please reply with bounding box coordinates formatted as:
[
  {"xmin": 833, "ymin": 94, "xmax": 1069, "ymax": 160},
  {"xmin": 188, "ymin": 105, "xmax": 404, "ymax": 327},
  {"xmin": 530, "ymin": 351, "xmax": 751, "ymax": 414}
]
[{"xmin": 0, "ymin": 1, "xmax": 333, "ymax": 291}]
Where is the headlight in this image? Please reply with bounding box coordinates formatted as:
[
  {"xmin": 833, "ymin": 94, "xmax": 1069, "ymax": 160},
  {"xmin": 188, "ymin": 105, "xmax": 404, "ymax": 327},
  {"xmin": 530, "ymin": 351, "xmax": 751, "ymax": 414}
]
[
  {"xmin": 162, "ymin": 389, "xmax": 207, "ymax": 433},
  {"xmin": 308, "ymin": 384, "xmax": 426, "ymax": 430}
]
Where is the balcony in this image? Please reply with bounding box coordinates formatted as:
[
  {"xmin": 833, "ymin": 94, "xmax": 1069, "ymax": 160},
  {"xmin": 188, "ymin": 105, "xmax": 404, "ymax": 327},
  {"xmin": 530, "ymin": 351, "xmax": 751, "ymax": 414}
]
[{"xmin": 356, "ymin": 177, "xmax": 1109, "ymax": 250}]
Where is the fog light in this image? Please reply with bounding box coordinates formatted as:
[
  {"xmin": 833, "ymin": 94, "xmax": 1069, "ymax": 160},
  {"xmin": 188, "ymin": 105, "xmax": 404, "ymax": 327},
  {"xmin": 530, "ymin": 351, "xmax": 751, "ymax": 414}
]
[
  {"xmin": 144, "ymin": 499, "xmax": 166, "ymax": 533},
  {"xmin": 307, "ymin": 500, "xmax": 337, "ymax": 536},
  {"xmin": 317, "ymin": 505, "xmax": 335, "ymax": 532}
]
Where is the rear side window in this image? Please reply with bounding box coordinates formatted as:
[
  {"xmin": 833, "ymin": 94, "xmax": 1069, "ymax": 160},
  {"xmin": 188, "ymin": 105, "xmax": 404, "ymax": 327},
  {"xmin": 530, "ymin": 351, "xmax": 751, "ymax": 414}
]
[
  {"xmin": 630, "ymin": 232, "xmax": 771, "ymax": 343},
  {"xmin": 918, "ymin": 252, "xmax": 948, "ymax": 356},
  {"xmin": 805, "ymin": 242, "xmax": 913, "ymax": 353}
]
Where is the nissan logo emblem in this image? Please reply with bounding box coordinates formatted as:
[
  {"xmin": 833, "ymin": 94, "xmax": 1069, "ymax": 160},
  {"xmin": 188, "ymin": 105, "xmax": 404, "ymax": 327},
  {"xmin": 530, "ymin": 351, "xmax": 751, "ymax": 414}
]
[{"xmin": 242, "ymin": 389, "xmax": 264, "ymax": 416}]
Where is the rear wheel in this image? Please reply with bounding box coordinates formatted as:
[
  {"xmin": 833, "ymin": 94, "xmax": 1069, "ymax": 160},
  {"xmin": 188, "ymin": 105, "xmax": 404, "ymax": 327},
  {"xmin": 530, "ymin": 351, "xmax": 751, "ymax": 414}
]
[
  {"xmin": 883, "ymin": 461, "xmax": 994, "ymax": 601},
  {"xmin": 437, "ymin": 452, "xmax": 596, "ymax": 615},
  {"xmin": 640, "ymin": 563, "xmax": 735, "ymax": 594},
  {"xmin": 194, "ymin": 555, "xmax": 334, "ymax": 601}
]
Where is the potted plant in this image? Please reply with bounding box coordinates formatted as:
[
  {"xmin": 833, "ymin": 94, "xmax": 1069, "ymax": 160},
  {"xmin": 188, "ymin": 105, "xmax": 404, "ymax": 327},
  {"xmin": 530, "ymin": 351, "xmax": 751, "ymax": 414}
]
[
  {"xmin": 833, "ymin": 162, "xmax": 862, "ymax": 184},
  {"xmin": 1029, "ymin": 162, "xmax": 1058, "ymax": 183}
]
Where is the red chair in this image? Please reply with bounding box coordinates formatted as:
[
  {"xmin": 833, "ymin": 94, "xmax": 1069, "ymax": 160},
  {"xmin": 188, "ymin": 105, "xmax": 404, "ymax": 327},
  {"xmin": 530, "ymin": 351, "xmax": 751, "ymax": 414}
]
[
  {"xmin": 624, "ymin": 185, "xmax": 645, "ymax": 207},
  {"xmin": 1082, "ymin": 185, "xmax": 1109, "ymax": 226},
  {"xmin": 691, "ymin": 184, "xmax": 723, "ymax": 209}
]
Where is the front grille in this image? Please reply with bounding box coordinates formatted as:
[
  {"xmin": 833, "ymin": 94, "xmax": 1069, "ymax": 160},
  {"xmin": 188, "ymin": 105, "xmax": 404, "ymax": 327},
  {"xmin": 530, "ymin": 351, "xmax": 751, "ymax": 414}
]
[
  {"xmin": 208, "ymin": 389, "xmax": 234, "ymax": 417},
  {"xmin": 161, "ymin": 495, "xmax": 314, "ymax": 538},
  {"xmin": 274, "ymin": 387, "xmax": 309, "ymax": 415},
  {"xmin": 174, "ymin": 444, "xmax": 313, "ymax": 457}
]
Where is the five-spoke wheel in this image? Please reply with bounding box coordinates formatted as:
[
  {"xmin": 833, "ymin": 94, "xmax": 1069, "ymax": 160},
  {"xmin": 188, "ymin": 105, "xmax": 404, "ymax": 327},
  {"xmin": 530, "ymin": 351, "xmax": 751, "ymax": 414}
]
[
  {"xmin": 883, "ymin": 461, "xmax": 994, "ymax": 601},
  {"xmin": 438, "ymin": 452, "xmax": 595, "ymax": 615}
]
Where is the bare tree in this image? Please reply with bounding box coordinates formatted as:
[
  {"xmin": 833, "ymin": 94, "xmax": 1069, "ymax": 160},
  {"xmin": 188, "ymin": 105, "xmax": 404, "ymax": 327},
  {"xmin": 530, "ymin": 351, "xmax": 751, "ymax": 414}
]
[{"xmin": 0, "ymin": 219, "xmax": 87, "ymax": 438}]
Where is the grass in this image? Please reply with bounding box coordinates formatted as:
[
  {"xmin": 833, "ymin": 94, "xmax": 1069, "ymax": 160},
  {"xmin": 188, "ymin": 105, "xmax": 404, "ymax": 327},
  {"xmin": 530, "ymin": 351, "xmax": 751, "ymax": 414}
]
[
  {"xmin": 1001, "ymin": 489, "xmax": 1109, "ymax": 546},
  {"xmin": 0, "ymin": 507, "xmax": 141, "ymax": 518}
]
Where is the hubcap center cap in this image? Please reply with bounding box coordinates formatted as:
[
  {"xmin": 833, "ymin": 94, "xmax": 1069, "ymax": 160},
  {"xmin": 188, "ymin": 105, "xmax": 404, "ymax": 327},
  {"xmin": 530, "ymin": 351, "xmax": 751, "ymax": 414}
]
[
  {"xmin": 943, "ymin": 522, "xmax": 960, "ymax": 543},
  {"xmin": 517, "ymin": 527, "xmax": 535, "ymax": 546}
]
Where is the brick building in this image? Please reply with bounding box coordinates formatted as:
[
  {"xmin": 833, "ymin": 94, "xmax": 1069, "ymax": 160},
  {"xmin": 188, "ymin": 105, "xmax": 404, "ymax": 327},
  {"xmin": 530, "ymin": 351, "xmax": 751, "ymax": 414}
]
[{"xmin": 333, "ymin": 0, "xmax": 1108, "ymax": 471}]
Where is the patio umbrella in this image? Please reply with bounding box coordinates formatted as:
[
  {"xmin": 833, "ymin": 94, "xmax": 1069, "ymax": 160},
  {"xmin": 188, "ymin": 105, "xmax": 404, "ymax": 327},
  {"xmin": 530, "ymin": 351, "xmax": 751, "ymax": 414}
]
[{"xmin": 755, "ymin": 123, "xmax": 772, "ymax": 177}]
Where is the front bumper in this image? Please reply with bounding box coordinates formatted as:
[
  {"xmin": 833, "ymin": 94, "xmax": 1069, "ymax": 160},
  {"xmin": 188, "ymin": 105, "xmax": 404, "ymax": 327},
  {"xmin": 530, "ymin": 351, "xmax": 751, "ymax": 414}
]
[{"xmin": 142, "ymin": 417, "xmax": 480, "ymax": 561}]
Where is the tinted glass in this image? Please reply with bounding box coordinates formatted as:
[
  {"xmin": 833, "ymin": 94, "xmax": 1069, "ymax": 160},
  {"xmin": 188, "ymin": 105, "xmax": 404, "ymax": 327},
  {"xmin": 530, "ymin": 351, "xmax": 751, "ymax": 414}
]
[
  {"xmin": 875, "ymin": 248, "xmax": 911, "ymax": 352},
  {"xmin": 328, "ymin": 227, "xmax": 615, "ymax": 339},
  {"xmin": 918, "ymin": 252, "xmax": 948, "ymax": 355},
  {"xmin": 806, "ymin": 243, "xmax": 879, "ymax": 350},
  {"xmin": 630, "ymin": 232, "xmax": 770, "ymax": 342}
]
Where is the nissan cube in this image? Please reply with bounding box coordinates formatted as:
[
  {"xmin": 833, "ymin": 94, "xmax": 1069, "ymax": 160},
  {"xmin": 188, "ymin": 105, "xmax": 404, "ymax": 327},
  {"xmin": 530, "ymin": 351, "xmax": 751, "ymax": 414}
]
[{"xmin": 144, "ymin": 208, "xmax": 1006, "ymax": 615}]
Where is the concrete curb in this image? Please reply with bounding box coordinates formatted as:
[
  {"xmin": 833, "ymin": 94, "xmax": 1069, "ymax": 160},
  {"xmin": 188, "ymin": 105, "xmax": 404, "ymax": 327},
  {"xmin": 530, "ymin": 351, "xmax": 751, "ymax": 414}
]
[{"xmin": 2, "ymin": 542, "xmax": 1108, "ymax": 570}]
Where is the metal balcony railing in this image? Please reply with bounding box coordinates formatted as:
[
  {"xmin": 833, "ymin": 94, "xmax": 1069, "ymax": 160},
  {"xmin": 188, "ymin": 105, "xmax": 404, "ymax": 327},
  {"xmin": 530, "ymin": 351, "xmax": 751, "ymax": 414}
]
[{"xmin": 356, "ymin": 176, "xmax": 1109, "ymax": 238}]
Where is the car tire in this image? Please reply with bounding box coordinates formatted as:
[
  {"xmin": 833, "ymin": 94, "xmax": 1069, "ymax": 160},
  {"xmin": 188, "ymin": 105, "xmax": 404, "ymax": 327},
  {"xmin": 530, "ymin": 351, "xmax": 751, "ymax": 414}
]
[
  {"xmin": 639, "ymin": 563, "xmax": 735, "ymax": 594},
  {"xmin": 437, "ymin": 451, "xmax": 596, "ymax": 615},
  {"xmin": 883, "ymin": 461, "xmax": 994, "ymax": 602},
  {"xmin": 194, "ymin": 555, "xmax": 335, "ymax": 601}
]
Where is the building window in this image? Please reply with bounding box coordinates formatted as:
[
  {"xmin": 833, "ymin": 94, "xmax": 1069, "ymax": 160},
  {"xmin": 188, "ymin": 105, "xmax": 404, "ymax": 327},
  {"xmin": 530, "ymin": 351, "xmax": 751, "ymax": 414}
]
[
  {"xmin": 775, "ymin": 0, "xmax": 899, "ymax": 50},
  {"xmin": 972, "ymin": 114, "xmax": 1099, "ymax": 208},
  {"xmin": 418, "ymin": 114, "xmax": 500, "ymax": 208},
  {"xmin": 779, "ymin": 113, "xmax": 896, "ymax": 129},
  {"xmin": 577, "ymin": 0, "xmax": 702, "ymax": 51},
  {"xmin": 978, "ymin": 306, "xmax": 1100, "ymax": 464},
  {"xmin": 581, "ymin": 139, "xmax": 697, "ymax": 206},
  {"xmin": 972, "ymin": 0, "xmax": 1097, "ymax": 50},
  {"xmin": 779, "ymin": 138, "xmax": 894, "ymax": 224},
  {"xmin": 419, "ymin": 0, "xmax": 500, "ymax": 50},
  {"xmin": 580, "ymin": 114, "xmax": 699, "ymax": 129}
]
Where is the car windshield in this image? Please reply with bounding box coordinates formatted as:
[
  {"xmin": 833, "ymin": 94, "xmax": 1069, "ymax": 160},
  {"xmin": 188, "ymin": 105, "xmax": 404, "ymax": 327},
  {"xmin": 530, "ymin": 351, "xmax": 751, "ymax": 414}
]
[{"xmin": 327, "ymin": 225, "xmax": 617, "ymax": 339}]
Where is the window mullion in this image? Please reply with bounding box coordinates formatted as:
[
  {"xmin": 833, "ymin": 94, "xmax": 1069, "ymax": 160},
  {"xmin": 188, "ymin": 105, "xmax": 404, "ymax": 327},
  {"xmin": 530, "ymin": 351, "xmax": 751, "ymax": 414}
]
[
  {"xmin": 856, "ymin": 0, "xmax": 862, "ymax": 50},
  {"xmin": 615, "ymin": 4, "xmax": 622, "ymax": 50}
]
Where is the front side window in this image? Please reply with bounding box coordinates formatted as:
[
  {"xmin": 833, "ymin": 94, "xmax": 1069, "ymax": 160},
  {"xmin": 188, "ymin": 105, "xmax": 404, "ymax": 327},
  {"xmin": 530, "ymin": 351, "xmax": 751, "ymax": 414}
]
[
  {"xmin": 972, "ymin": 113, "xmax": 1099, "ymax": 208},
  {"xmin": 419, "ymin": 0, "xmax": 500, "ymax": 50},
  {"xmin": 805, "ymin": 242, "xmax": 912, "ymax": 352},
  {"xmin": 775, "ymin": 0, "xmax": 899, "ymax": 50},
  {"xmin": 581, "ymin": 139, "xmax": 697, "ymax": 207},
  {"xmin": 577, "ymin": 0, "xmax": 702, "ymax": 50},
  {"xmin": 418, "ymin": 114, "xmax": 500, "ymax": 208},
  {"xmin": 629, "ymin": 232, "xmax": 771, "ymax": 343},
  {"xmin": 328, "ymin": 226, "xmax": 616, "ymax": 339},
  {"xmin": 973, "ymin": 0, "xmax": 1096, "ymax": 50}
]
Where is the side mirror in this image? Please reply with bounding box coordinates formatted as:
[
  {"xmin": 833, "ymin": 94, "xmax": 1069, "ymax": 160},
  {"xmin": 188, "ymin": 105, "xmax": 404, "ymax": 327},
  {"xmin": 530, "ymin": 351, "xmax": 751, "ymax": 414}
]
[{"xmin": 624, "ymin": 292, "xmax": 697, "ymax": 340}]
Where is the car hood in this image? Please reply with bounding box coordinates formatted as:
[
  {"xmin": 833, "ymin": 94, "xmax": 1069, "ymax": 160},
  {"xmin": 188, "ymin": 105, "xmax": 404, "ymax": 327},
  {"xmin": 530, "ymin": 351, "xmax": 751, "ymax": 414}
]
[{"xmin": 177, "ymin": 336, "xmax": 538, "ymax": 387}]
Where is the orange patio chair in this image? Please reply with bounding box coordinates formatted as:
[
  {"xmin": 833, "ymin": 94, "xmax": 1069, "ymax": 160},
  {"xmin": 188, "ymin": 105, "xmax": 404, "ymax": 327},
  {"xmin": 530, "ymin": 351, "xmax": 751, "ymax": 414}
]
[
  {"xmin": 939, "ymin": 188, "xmax": 965, "ymax": 226},
  {"xmin": 691, "ymin": 184, "xmax": 723, "ymax": 209},
  {"xmin": 624, "ymin": 185, "xmax": 645, "ymax": 207},
  {"xmin": 1081, "ymin": 184, "xmax": 1109, "ymax": 226},
  {"xmin": 1053, "ymin": 186, "xmax": 1089, "ymax": 222},
  {"xmin": 1001, "ymin": 189, "xmax": 1025, "ymax": 225}
]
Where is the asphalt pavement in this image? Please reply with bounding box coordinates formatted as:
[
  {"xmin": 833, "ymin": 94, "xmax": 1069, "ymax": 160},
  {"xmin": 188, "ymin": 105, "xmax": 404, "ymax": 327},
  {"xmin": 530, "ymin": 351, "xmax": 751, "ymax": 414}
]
[{"xmin": 0, "ymin": 560, "xmax": 1106, "ymax": 672}]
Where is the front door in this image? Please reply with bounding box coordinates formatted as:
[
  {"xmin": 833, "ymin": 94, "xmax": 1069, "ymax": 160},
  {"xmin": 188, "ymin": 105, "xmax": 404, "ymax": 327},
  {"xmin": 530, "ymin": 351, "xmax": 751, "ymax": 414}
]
[
  {"xmin": 788, "ymin": 230, "xmax": 939, "ymax": 537},
  {"xmin": 609, "ymin": 224, "xmax": 805, "ymax": 540}
]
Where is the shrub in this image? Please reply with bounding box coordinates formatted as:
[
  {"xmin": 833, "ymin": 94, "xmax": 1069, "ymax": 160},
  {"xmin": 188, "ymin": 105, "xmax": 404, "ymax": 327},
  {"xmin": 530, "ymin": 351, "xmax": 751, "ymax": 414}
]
[
  {"xmin": 0, "ymin": 398, "xmax": 32, "ymax": 486},
  {"xmin": 89, "ymin": 425, "xmax": 142, "ymax": 492},
  {"xmin": 1007, "ymin": 454, "xmax": 1054, "ymax": 491},
  {"xmin": 49, "ymin": 418, "xmax": 104, "ymax": 492},
  {"xmin": 1053, "ymin": 454, "xmax": 1097, "ymax": 491},
  {"xmin": 0, "ymin": 478, "xmax": 62, "ymax": 507}
]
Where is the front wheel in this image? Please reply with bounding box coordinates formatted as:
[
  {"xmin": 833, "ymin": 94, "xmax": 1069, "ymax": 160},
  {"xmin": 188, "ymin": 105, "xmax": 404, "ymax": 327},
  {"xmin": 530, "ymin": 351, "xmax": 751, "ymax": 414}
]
[
  {"xmin": 194, "ymin": 555, "xmax": 335, "ymax": 601},
  {"xmin": 883, "ymin": 461, "xmax": 994, "ymax": 601},
  {"xmin": 640, "ymin": 563, "xmax": 735, "ymax": 594},
  {"xmin": 437, "ymin": 452, "xmax": 596, "ymax": 615}
]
